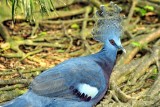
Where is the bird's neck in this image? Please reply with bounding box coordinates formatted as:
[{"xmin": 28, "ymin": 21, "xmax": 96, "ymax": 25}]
[
  {"xmin": 103, "ymin": 43, "xmax": 118, "ymax": 62},
  {"xmin": 92, "ymin": 44, "xmax": 117, "ymax": 77}
]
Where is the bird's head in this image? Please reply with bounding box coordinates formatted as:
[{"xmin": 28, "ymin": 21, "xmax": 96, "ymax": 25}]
[
  {"xmin": 92, "ymin": 2, "xmax": 126, "ymax": 53},
  {"xmin": 106, "ymin": 32, "xmax": 126, "ymax": 53}
]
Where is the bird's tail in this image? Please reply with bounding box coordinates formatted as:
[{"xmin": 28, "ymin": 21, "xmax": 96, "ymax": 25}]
[
  {"xmin": 45, "ymin": 99, "xmax": 93, "ymax": 107},
  {"xmin": 1, "ymin": 91, "xmax": 94, "ymax": 107},
  {"xmin": 2, "ymin": 97, "xmax": 31, "ymax": 107},
  {"xmin": 2, "ymin": 98, "xmax": 93, "ymax": 107}
]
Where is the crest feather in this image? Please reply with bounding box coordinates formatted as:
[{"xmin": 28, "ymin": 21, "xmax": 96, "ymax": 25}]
[{"xmin": 92, "ymin": 2, "xmax": 124, "ymax": 42}]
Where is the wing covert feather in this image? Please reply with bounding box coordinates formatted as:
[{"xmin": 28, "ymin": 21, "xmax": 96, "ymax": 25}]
[{"xmin": 30, "ymin": 58, "xmax": 106, "ymax": 99}]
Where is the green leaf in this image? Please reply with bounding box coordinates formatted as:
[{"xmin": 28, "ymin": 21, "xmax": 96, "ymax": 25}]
[
  {"xmin": 71, "ymin": 23, "xmax": 79, "ymax": 29},
  {"xmin": 135, "ymin": 7, "xmax": 147, "ymax": 16},
  {"xmin": 49, "ymin": 0, "xmax": 55, "ymax": 11},
  {"xmin": 38, "ymin": 0, "xmax": 52, "ymax": 16},
  {"xmin": 8, "ymin": 0, "xmax": 57, "ymax": 22},
  {"xmin": 153, "ymin": 68, "xmax": 158, "ymax": 74},
  {"xmin": 144, "ymin": 5, "xmax": 154, "ymax": 11},
  {"xmin": 57, "ymin": 49, "xmax": 65, "ymax": 53},
  {"xmin": 39, "ymin": 32, "xmax": 47, "ymax": 36},
  {"xmin": 11, "ymin": 0, "xmax": 18, "ymax": 21},
  {"xmin": 131, "ymin": 41, "xmax": 142, "ymax": 48}
]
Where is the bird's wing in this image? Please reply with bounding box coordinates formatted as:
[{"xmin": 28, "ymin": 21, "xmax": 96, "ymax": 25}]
[
  {"xmin": 30, "ymin": 58, "xmax": 106, "ymax": 100},
  {"xmin": 30, "ymin": 59, "xmax": 78, "ymax": 99}
]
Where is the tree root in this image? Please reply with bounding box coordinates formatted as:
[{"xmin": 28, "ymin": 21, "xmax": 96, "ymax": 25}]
[
  {"xmin": 96, "ymin": 43, "xmax": 160, "ymax": 107},
  {"xmin": 122, "ymin": 28, "xmax": 160, "ymax": 64},
  {"xmin": 0, "ymin": 79, "xmax": 31, "ymax": 85},
  {"xmin": 137, "ymin": 0, "xmax": 160, "ymax": 15},
  {"xmin": 0, "ymin": 84, "xmax": 25, "ymax": 91},
  {"xmin": 44, "ymin": 6, "xmax": 92, "ymax": 20},
  {"xmin": 0, "ymin": 89, "xmax": 27, "ymax": 103},
  {"xmin": 130, "ymin": 46, "xmax": 160, "ymax": 83},
  {"xmin": 0, "ymin": 23, "xmax": 69, "ymax": 61},
  {"xmin": 80, "ymin": 6, "xmax": 93, "ymax": 55}
]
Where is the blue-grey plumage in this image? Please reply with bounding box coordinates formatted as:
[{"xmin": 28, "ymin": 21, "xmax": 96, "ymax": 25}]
[{"xmin": 2, "ymin": 2, "xmax": 125, "ymax": 107}]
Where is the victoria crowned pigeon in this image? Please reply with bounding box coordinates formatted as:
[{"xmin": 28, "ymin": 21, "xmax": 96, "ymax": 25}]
[{"xmin": 2, "ymin": 2, "xmax": 125, "ymax": 107}]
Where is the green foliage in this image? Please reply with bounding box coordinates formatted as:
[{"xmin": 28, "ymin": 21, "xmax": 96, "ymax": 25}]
[
  {"xmin": 135, "ymin": 7, "xmax": 147, "ymax": 16},
  {"xmin": 38, "ymin": 31, "xmax": 47, "ymax": 37},
  {"xmin": 150, "ymin": 68, "xmax": 158, "ymax": 79},
  {"xmin": 11, "ymin": 0, "xmax": 17, "ymax": 22},
  {"xmin": 131, "ymin": 41, "xmax": 148, "ymax": 49},
  {"xmin": 71, "ymin": 23, "xmax": 80, "ymax": 29},
  {"xmin": 6, "ymin": 0, "xmax": 56, "ymax": 22},
  {"xmin": 38, "ymin": 0, "xmax": 55, "ymax": 16},
  {"xmin": 144, "ymin": 5, "xmax": 154, "ymax": 11},
  {"xmin": 57, "ymin": 49, "xmax": 65, "ymax": 53},
  {"xmin": 153, "ymin": 68, "xmax": 158, "ymax": 75},
  {"xmin": 0, "ymin": 1, "xmax": 11, "ymax": 21},
  {"xmin": 131, "ymin": 41, "xmax": 142, "ymax": 48},
  {"xmin": 135, "ymin": 5, "xmax": 154, "ymax": 16}
]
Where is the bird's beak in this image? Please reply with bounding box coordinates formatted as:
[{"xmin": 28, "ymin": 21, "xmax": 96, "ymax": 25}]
[
  {"xmin": 116, "ymin": 38, "xmax": 126, "ymax": 53},
  {"xmin": 119, "ymin": 46, "xmax": 126, "ymax": 53}
]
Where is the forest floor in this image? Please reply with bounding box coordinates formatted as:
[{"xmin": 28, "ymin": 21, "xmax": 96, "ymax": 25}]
[{"xmin": 0, "ymin": 0, "xmax": 160, "ymax": 107}]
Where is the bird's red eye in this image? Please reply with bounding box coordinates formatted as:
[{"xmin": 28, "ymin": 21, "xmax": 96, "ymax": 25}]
[{"xmin": 109, "ymin": 39, "xmax": 115, "ymax": 45}]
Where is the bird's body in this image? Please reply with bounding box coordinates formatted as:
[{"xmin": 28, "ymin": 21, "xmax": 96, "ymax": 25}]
[
  {"xmin": 2, "ymin": 2, "xmax": 125, "ymax": 107},
  {"xmin": 3, "ymin": 47, "xmax": 115, "ymax": 107}
]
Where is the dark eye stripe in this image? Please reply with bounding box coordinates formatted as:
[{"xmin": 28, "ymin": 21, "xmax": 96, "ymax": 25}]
[{"xmin": 109, "ymin": 39, "xmax": 115, "ymax": 45}]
